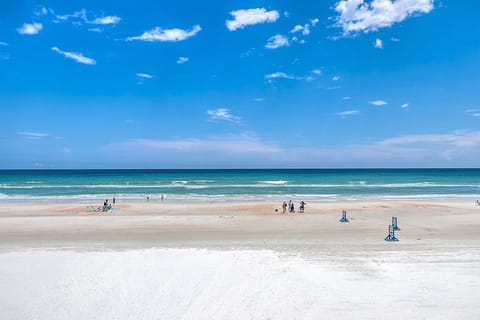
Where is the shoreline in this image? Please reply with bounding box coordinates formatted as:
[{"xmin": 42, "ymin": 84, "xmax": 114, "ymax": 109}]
[{"xmin": 1, "ymin": 199, "xmax": 479, "ymax": 251}]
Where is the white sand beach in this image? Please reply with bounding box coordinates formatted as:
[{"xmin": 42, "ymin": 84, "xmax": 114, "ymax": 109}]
[{"xmin": 1, "ymin": 200, "xmax": 480, "ymax": 319}]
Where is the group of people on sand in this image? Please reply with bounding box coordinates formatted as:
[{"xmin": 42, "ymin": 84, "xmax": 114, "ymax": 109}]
[
  {"xmin": 280, "ymin": 200, "xmax": 306, "ymax": 214},
  {"xmin": 100, "ymin": 198, "xmax": 115, "ymax": 212}
]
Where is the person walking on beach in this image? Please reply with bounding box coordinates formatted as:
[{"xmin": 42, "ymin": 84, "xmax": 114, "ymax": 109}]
[
  {"xmin": 282, "ymin": 201, "xmax": 287, "ymax": 214},
  {"xmin": 113, "ymin": 197, "xmax": 116, "ymax": 204},
  {"xmin": 290, "ymin": 202, "xmax": 295, "ymax": 214}
]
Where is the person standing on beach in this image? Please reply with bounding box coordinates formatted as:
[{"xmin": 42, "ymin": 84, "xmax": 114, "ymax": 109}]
[
  {"xmin": 113, "ymin": 197, "xmax": 116, "ymax": 204},
  {"xmin": 290, "ymin": 202, "xmax": 295, "ymax": 214},
  {"xmin": 282, "ymin": 201, "xmax": 287, "ymax": 214},
  {"xmin": 299, "ymin": 201, "xmax": 305, "ymax": 213}
]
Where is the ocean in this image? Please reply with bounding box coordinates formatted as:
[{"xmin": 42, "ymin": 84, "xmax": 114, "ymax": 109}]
[{"xmin": 0, "ymin": 169, "xmax": 479, "ymax": 202}]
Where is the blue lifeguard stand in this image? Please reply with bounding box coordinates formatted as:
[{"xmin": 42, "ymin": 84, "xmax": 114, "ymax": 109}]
[
  {"xmin": 385, "ymin": 224, "xmax": 399, "ymax": 242},
  {"xmin": 392, "ymin": 216, "xmax": 400, "ymax": 231},
  {"xmin": 339, "ymin": 210, "xmax": 349, "ymax": 223}
]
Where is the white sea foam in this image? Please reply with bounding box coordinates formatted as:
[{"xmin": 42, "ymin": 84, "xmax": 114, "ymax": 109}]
[
  {"xmin": 1, "ymin": 248, "xmax": 479, "ymax": 320},
  {"xmin": 257, "ymin": 180, "xmax": 289, "ymax": 185}
]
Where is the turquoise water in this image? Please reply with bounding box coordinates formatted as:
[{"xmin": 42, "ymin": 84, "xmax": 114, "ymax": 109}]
[{"xmin": 0, "ymin": 169, "xmax": 479, "ymax": 202}]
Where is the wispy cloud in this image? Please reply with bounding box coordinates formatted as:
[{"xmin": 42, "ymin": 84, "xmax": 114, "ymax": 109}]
[
  {"xmin": 90, "ymin": 16, "xmax": 121, "ymax": 25},
  {"xmin": 290, "ymin": 24, "xmax": 310, "ymax": 36},
  {"xmin": 465, "ymin": 109, "xmax": 480, "ymax": 117},
  {"xmin": 380, "ymin": 131, "xmax": 480, "ymax": 148},
  {"xmin": 55, "ymin": 9, "xmax": 87, "ymax": 23},
  {"xmin": 332, "ymin": 75, "xmax": 340, "ymax": 81},
  {"xmin": 55, "ymin": 9, "xmax": 121, "ymax": 26},
  {"xmin": 126, "ymin": 25, "xmax": 201, "ymax": 42},
  {"xmin": 401, "ymin": 103, "xmax": 409, "ymax": 109},
  {"xmin": 207, "ymin": 108, "xmax": 241, "ymax": 123},
  {"xmin": 0, "ymin": 41, "xmax": 8, "ymax": 46},
  {"xmin": 343, "ymin": 96, "xmax": 351, "ymax": 100},
  {"xmin": 17, "ymin": 22, "xmax": 43, "ymax": 35},
  {"xmin": 286, "ymin": 18, "xmax": 319, "ymax": 44},
  {"xmin": 17, "ymin": 131, "xmax": 49, "ymax": 139},
  {"xmin": 136, "ymin": 73, "xmax": 153, "ymax": 79},
  {"xmin": 312, "ymin": 69, "xmax": 322, "ymax": 75},
  {"xmin": 391, "ymin": 37, "xmax": 400, "ymax": 42},
  {"xmin": 335, "ymin": 0, "xmax": 434, "ymax": 34},
  {"xmin": 265, "ymin": 72, "xmax": 296, "ymax": 80},
  {"xmin": 374, "ymin": 38, "xmax": 383, "ymax": 49},
  {"xmin": 177, "ymin": 56, "xmax": 189, "ymax": 64},
  {"xmin": 265, "ymin": 34, "xmax": 289, "ymax": 49},
  {"xmin": 51, "ymin": 47, "xmax": 96, "ymax": 65},
  {"xmin": 104, "ymin": 134, "xmax": 282, "ymax": 155},
  {"xmin": 337, "ymin": 110, "xmax": 359, "ymax": 116},
  {"xmin": 288, "ymin": 130, "xmax": 480, "ymax": 166},
  {"xmin": 34, "ymin": 6, "xmax": 51, "ymax": 16},
  {"xmin": 226, "ymin": 8, "xmax": 279, "ymax": 31},
  {"xmin": 369, "ymin": 100, "xmax": 388, "ymax": 106}
]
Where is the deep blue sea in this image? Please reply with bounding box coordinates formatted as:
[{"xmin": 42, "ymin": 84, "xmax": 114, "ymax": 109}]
[{"xmin": 0, "ymin": 169, "xmax": 479, "ymax": 202}]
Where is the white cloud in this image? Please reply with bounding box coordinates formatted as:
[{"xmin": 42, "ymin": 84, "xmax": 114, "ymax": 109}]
[
  {"xmin": 207, "ymin": 108, "xmax": 241, "ymax": 123},
  {"xmin": 265, "ymin": 34, "xmax": 289, "ymax": 49},
  {"xmin": 265, "ymin": 72, "xmax": 296, "ymax": 80},
  {"xmin": 374, "ymin": 38, "xmax": 383, "ymax": 49},
  {"xmin": 0, "ymin": 41, "xmax": 8, "ymax": 46},
  {"xmin": 343, "ymin": 96, "xmax": 352, "ymax": 100},
  {"xmin": 177, "ymin": 56, "xmax": 189, "ymax": 64},
  {"xmin": 391, "ymin": 37, "xmax": 400, "ymax": 42},
  {"xmin": 380, "ymin": 131, "xmax": 480, "ymax": 148},
  {"xmin": 337, "ymin": 110, "xmax": 359, "ymax": 116},
  {"xmin": 51, "ymin": 47, "xmax": 96, "ymax": 65},
  {"xmin": 126, "ymin": 25, "xmax": 201, "ymax": 42},
  {"xmin": 136, "ymin": 73, "xmax": 153, "ymax": 79},
  {"xmin": 335, "ymin": 0, "xmax": 434, "ymax": 34},
  {"xmin": 104, "ymin": 135, "xmax": 282, "ymax": 155},
  {"xmin": 90, "ymin": 16, "xmax": 121, "ymax": 25},
  {"xmin": 17, "ymin": 131, "xmax": 49, "ymax": 139},
  {"xmin": 465, "ymin": 109, "xmax": 480, "ymax": 117},
  {"xmin": 226, "ymin": 8, "xmax": 279, "ymax": 31},
  {"xmin": 290, "ymin": 24, "xmax": 310, "ymax": 35},
  {"xmin": 332, "ymin": 75, "xmax": 340, "ymax": 81},
  {"xmin": 88, "ymin": 27, "xmax": 102, "ymax": 33},
  {"xmin": 311, "ymin": 18, "xmax": 320, "ymax": 26},
  {"xmin": 401, "ymin": 103, "xmax": 409, "ymax": 108},
  {"xmin": 55, "ymin": 9, "xmax": 87, "ymax": 23},
  {"xmin": 17, "ymin": 22, "xmax": 43, "ymax": 35},
  {"xmin": 54, "ymin": 9, "xmax": 121, "ymax": 26},
  {"xmin": 35, "ymin": 6, "xmax": 51, "ymax": 16},
  {"xmin": 253, "ymin": 98, "xmax": 264, "ymax": 102},
  {"xmin": 369, "ymin": 100, "xmax": 388, "ymax": 106},
  {"xmin": 312, "ymin": 69, "xmax": 322, "ymax": 75}
]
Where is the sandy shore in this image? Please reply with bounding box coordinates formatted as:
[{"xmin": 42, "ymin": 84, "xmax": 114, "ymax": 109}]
[
  {"xmin": 0, "ymin": 199, "xmax": 479, "ymax": 250},
  {"xmin": 1, "ymin": 200, "xmax": 480, "ymax": 319}
]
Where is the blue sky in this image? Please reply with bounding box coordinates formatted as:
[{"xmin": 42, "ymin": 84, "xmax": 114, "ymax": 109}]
[{"xmin": 1, "ymin": 0, "xmax": 479, "ymax": 168}]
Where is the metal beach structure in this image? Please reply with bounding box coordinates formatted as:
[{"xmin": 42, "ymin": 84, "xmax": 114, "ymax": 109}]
[
  {"xmin": 339, "ymin": 210, "xmax": 349, "ymax": 223},
  {"xmin": 385, "ymin": 224, "xmax": 399, "ymax": 242},
  {"xmin": 392, "ymin": 216, "xmax": 400, "ymax": 231}
]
